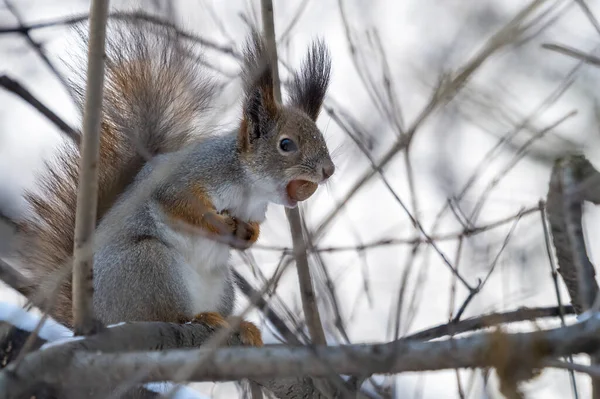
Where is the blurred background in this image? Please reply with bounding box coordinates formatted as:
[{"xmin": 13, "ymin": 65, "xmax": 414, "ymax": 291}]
[{"xmin": 1, "ymin": 0, "xmax": 600, "ymax": 397}]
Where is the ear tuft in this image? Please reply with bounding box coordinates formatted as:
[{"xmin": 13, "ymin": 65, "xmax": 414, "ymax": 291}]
[
  {"xmin": 239, "ymin": 28, "xmax": 278, "ymax": 149},
  {"xmin": 287, "ymin": 39, "xmax": 331, "ymax": 121}
]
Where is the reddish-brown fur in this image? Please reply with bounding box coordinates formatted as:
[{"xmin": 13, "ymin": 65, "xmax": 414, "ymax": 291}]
[
  {"xmin": 15, "ymin": 22, "xmax": 205, "ymax": 326},
  {"xmin": 16, "ymin": 121, "xmax": 156, "ymax": 327},
  {"xmin": 11, "ymin": 19, "xmax": 331, "ymax": 349},
  {"xmin": 190, "ymin": 313, "xmax": 263, "ymax": 347},
  {"xmin": 158, "ymin": 183, "xmax": 261, "ymax": 247}
]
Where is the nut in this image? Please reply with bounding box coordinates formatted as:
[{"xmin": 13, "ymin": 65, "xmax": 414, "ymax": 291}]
[{"xmin": 286, "ymin": 180, "xmax": 318, "ymax": 201}]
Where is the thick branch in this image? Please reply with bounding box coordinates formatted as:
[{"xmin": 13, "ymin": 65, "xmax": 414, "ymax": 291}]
[
  {"xmin": 0, "ymin": 306, "xmax": 326, "ymax": 399},
  {"xmin": 546, "ymin": 155, "xmax": 600, "ymax": 313},
  {"xmin": 0, "ymin": 258, "xmax": 327, "ymax": 398},
  {"xmin": 546, "ymin": 154, "xmax": 600, "ymax": 398},
  {"xmin": 3, "ymin": 314, "xmax": 600, "ymax": 398}
]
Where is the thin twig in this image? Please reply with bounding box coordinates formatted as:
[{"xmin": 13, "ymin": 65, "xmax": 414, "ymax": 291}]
[
  {"xmin": 260, "ymin": 0, "xmax": 327, "ymax": 346},
  {"xmin": 314, "ymin": 0, "xmax": 549, "ymax": 241},
  {"xmin": 542, "ymin": 43, "xmax": 600, "ymax": 67},
  {"xmin": 574, "ymin": 0, "xmax": 600, "ymax": 37},
  {"xmin": 404, "ymin": 305, "xmax": 576, "ymax": 341},
  {"xmin": 0, "ymin": 75, "xmax": 80, "ymax": 144},
  {"xmin": 469, "ymin": 110, "xmax": 577, "ymax": 222},
  {"xmin": 541, "ymin": 199, "xmax": 580, "ymax": 398},
  {"xmin": 278, "ymin": 0, "xmax": 312, "ymax": 43},
  {"xmin": 256, "ymin": 205, "xmax": 540, "ymax": 254},
  {"xmin": 260, "ymin": 3, "xmax": 349, "ymax": 397},
  {"xmin": 0, "ymin": 11, "xmax": 242, "ymax": 60},
  {"xmin": 323, "ymin": 103, "xmax": 472, "ymax": 290},
  {"xmin": 544, "ymin": 359, "xmax": 600, "ymax": 379},
  {"xmin": 5, "ymin": 1, "xmax": 79, "ymax": 102}
]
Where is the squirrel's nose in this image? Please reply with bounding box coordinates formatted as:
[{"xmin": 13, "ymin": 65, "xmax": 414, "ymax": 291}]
[{"xmin": 322, "ymin": 162, "xmax": 335, "ymax": 180}]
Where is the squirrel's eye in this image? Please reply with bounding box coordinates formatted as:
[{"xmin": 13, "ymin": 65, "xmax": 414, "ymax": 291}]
[{"xmin": 279, "ymin": 138, "xmax": 297, "ymax": 153}]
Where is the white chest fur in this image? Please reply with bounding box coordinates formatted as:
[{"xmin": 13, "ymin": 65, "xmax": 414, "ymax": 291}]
[
  {"xmin": 162, "ymin": 224, "xmax": 231, "ymax": 314},
  {"xmin": 212, "ymin": 183, "xmax": 270, "ymax": 222},
  {"xmin": 155, "ymin": 183, "xmax": 269, "ymax": 314}
]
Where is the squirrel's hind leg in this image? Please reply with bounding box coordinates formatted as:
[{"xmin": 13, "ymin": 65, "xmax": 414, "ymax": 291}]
[
  {"xmin": 234, "ymin": 319, "xmax": 263, "ymax": 346},
  {"xmin": 189, "ymin": 312, "xmax": 263, "ymax": 347}
]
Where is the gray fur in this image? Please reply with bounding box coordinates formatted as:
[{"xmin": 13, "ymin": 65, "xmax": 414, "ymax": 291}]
[
  {"xmin": 93, "ymin": 133, "xmax": 251, "ymax": 323},
  {"xmin": 89, "ymin": 26, "xmax": 336, "ymax": 324},
  {"xmin": 15, "ymin": 16, "xmax": 335, "ymax": 327}
]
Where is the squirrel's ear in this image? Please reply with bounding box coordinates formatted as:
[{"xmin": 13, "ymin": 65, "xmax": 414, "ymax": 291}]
[
  {"xmin": 287, "ymin": 39, "xmax": 331, "ymax": 121},
  {"xmin": 239, "ymin": 29, "xmax": 278, "ymax": 151}
]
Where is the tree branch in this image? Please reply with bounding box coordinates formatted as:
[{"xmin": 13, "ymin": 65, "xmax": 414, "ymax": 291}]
[
  {"xmin": 546, "ymin": 155, "xmax": 600, "ymax": 314},
  {"xmin": 0, "ymin": 75, "xmax": 80, "ymax": 144},
  {"xmin": 70, "ymin": 0, "xmax": 109, "ymax": 336},
  {"xmin": 546, "ymin": 154, "xmax": 600, "ymax": 397},
  {"xmin": 404, "ymin": 305, "xmax": 577, "ymax": 341},
  {"xmin": 2, "ymin": 311, "xmax": 600, "ymax": 398},
  {"xmin": 259, "ymin": 3, "xmax": 343, "ymax": 397},
  {"xmin": 0, "ymin": 306, "xmax": 327, "ymax": 399},
  {"xmin": 0, "ymin": 257, "xmax": 329, "ymax": 398},
  {"xmin": 314, "ymin": 0, "xmax": 551, "ymax": 240},
  {"xmin": 259, "ymin": 0, "xmax": 326, "ymax": 348}
]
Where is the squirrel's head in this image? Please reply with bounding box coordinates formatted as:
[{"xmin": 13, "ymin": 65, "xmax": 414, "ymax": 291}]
[{"xmin": 237, "ymin": 30, "xmax": 334, "ymax": 208}]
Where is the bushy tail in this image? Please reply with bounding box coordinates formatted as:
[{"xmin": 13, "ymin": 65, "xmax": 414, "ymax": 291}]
[{"xmin": 14, "ymin": 16, "xmax": 217, "ymax": 326}]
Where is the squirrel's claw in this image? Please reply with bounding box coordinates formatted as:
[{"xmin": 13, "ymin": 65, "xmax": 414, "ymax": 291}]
[
  {"xmin": 233, "ymin": 219, "xmax": 260, "ymax": 248},
  {"xmin": 218, "ymin": 210, "xmax": 260, "ymax": 249}
]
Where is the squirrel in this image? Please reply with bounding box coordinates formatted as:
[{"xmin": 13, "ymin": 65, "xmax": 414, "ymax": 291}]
[{"xmin": 10, "ymin": 17, "xmax": 334, "ymax": 346}]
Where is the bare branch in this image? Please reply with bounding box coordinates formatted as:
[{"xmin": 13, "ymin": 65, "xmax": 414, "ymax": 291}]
[
  {"xmin": 0, "ymin": 11, "xmax": 241, "ymax": 60},
  {"xmin": 540, "ymin": 199, "xmax": 580, "ymax": 396},
  {"xmin": 404, "ymin": 305, "xmax": 576, "ymax": 341},
  {"xmin": 546, "ymin": 155, "xmax": 600, "ymax": 314},
  {"xmin": 542, "ymin": 42, "xmax": 600, "ymax": 67},
  {"xmin": 4, "ymin": 313, "xmax": 600, "ymax": 398},
  {"xmin": 259, "ymin": 0, "xmax": 326, "ymax": 347},
  {"xmin": 314, "ymin": 0, "xmax": 551, "ymax": 240},
  {"xmin": 5, "ymin": 1, "xmax": 79, "ymax": 102},
  {"xmin": 71, "ymin": 0, "xmax": 109, "ymax": 336},
  {"xmin": 0, "ymin": 75, "xmax": 80, "ymax": 144},
  {"xmin": 546, "ymin": 154, "xmax": 600, "ymax": 397},
  {"xmin": 574, "ymin": 0, "xmax": 600, "ymax": 37},
  {"xmin": 0, "ymin": 259, "xmax": 33, "ymax": 298},
  {"xmin": 0, "ymin": 311, "xmax": 330, "ymax": 399}
]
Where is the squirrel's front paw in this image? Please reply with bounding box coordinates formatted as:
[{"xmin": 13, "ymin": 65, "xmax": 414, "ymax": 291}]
[
  {"xmin": 233, "ymin": 220, "xmax": 260, "ymax": 249},
  {"xmin": 205, "ymin": 211, "xmax": 237, "ymax": 236},
  {"xmin": 219, "ymin": 211, "xmax": 260, "ymax": 249}
]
